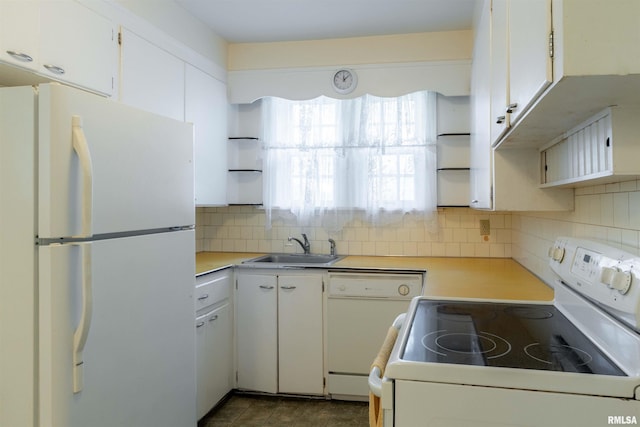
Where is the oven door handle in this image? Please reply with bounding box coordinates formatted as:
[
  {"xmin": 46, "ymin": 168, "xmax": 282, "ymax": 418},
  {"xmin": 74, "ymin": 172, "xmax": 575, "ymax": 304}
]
[
  {"xmin": 368, "ymin": 313, "xmax": 405, "ymax": 397},
  {"xmin": 368, "ymin": 366, "xmax": 383, "ymax": 397}
]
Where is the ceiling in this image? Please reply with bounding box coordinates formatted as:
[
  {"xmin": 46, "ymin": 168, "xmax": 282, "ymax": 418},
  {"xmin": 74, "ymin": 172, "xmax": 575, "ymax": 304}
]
[{"xmin": 175, "ymin": 0, "xmax": 476, "ymax": 43}]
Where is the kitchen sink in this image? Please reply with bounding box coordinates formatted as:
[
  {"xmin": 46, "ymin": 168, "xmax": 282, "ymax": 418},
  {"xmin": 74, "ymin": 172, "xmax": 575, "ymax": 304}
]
[{"xmin": 242, "ymin": 253, "xmax": 344, "ymax": 267}]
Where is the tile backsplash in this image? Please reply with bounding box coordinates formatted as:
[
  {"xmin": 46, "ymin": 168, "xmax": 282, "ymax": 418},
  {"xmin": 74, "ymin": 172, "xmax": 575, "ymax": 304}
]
[
  {"xmin": 512, "ymin": 179, "xmax": 640, "ymax": 284},
  {"xmin": 197, "ymin": 179, "xmax": 640, "ymax": 282},
  {"xmin": 196, "ymin": 206, "xmax": 512, "ymax": 258}
]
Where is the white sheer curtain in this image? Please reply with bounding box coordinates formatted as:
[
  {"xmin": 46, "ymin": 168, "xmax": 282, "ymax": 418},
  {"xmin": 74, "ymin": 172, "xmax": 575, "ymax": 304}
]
[{"xmin": 262, "ymin": 91, "xmax": 438, "ymax": 231}]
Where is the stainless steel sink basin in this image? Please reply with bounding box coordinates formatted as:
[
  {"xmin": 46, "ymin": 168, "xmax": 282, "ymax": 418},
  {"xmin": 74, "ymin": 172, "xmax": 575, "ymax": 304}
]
[{"xmin": 242, "ymin": 253, "xmax": 344, "ymax": 267}]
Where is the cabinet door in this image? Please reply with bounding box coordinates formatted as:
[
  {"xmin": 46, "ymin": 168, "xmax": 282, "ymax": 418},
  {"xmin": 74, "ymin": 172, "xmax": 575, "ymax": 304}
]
[
  {"xmin": 278, "ymin": 275, "xmax": 324, "ymax": 395},
  {"xmin": 185, "ymin": 65, "xmax": 228, "ymax": 206},
  {"xmin": 470, "ymin": 0, "xmax": 493, "ymax": 210},
  {"xmin": 39, "ymin": 1, "xmax": 116, "ymax": 96},
  {"xmin": 236, "ymin": 274, "xmax": 278, "ymax": 393},
  {"xmin": 489, "ymin": 0, "xmax": 509, "ymax": 144},
  {"xmin": 507, "ymin": 0, "xmax": 552, "ymax": 124},
  {"xmin": 119, "ymin": 28, "xmax": 185, "ymax": 121},
  {"xmin": 0, "ymin": 1, "xmax": 39, "ymax": 72},
  {"xmin": 196, "ymin": 303, "xmax": 232, "ymax": 420},
  {"xmin": 195, "ymin": 311, "xmax": 212, "ymax": 420},
  {"xmin": 207, "ymin": 304, "xmax": 232, "ymax": 406}
]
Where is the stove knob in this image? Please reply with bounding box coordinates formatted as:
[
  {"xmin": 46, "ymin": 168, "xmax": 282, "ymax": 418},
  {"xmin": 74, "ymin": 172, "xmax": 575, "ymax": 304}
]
[
  {"xmin": 548, "ymin": 246, "xmax": 565, "ymax": 262},
  {"xmin": 398, "ymin": 284, "xmax": 410, "ymax": 296},
  {"xmin": 601, "ymin": 267, "xmax": 632, "ymax": 295}
]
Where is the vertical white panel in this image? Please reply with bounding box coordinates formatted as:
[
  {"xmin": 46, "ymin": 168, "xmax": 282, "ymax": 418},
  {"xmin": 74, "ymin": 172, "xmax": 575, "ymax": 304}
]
[
  {"xmin": 508, "ymin": 0, "xmax": 552, "ymax": 124},
  {"xmin": 604, "ymin": 113, "xmax": 613, "ymax": 172},
  {"xmin": 596, "ymin": 118, "xmax": 607, "ymax": 173},
  {"xmin": 577, "ymin": 129, "xmax": 585, "ymax": 177},
  {"xmin": 490, "ymin": 0, "xmax": 509, "ymax": 144},
  {"xmin": 469, "ymin": 0, "xmax": 493, "ymax": 209},
  {"xmin": 0, "ymin": 86, "xmax": 36, "ymax": 427},
  {"xmin": 236, "ymin": 274, "xmax": 278, "ymax": 393},
  {"xmin": 119, "ymin": 28, "xmax": 185, "ymax": 121},
  {"xmin": 278, "ymin": 275, "xmax": 324, "ymax": 395}
]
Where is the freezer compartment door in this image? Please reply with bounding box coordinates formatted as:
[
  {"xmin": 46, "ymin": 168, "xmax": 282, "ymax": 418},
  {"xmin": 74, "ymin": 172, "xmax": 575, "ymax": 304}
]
[
  {"xmin": 38, "ymin": 84, "xmax": 194, "ymax": 238},
  {"xmin": 38, "ymin": 230, "xmax": 196, "ymax": 427}
]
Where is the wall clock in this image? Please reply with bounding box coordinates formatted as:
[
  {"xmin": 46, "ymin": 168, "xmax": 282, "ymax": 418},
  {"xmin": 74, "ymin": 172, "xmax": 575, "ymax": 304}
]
[{"xmin": 331, "ymin": 69, "xmax": 357, "ymax": 94}]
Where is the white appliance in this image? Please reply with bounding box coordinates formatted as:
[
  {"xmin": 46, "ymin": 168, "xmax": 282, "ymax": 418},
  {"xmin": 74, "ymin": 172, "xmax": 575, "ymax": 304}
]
[
  {"xmin": 327, "ymin": 272, "xmax": 423, "ymax": 399},
  {"xmin": 376, "ymin": 237, "xmax": 640, "ymax": 426},
  {"xmin": 0, "ymin": 84, "xmax": 196, "ymax": 427}
]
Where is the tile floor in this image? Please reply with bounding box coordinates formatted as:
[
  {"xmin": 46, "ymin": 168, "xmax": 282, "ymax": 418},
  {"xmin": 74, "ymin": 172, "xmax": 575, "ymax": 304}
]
[{"xmin": 198, "ymin": 393, "xmax": 369, "ymax": 427}]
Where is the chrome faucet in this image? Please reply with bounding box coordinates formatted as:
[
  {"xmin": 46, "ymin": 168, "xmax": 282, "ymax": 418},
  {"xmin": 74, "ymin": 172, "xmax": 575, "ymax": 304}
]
[
  {"xmin": 328, "ymin": 238, "xmax": 336, "ymax": 256},
  {"xmin": 288, "ymin": 233, "xmax": 310, "ymax": 254}
]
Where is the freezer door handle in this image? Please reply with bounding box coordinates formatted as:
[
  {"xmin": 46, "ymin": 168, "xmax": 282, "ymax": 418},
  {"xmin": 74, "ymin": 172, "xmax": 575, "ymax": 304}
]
[
  {"xmin": 71, "ymin": 115, "xmax": 94, "ymax": 238},
  {"xmin": 72, "ymin": 242, "xmax": 93, "ymax": 393}
]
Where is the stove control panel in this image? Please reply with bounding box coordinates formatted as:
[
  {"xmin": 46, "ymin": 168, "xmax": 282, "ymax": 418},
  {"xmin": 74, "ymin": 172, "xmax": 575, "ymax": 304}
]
[{"xmin": 549, "ymin": 237, "xmax": 640, "ymax": 330}]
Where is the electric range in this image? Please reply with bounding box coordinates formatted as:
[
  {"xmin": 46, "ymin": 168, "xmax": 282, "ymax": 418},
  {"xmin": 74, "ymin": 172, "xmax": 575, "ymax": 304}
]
[{"xmin": 380, "ymin": 237, "xmax": 640, "ymax": 427}]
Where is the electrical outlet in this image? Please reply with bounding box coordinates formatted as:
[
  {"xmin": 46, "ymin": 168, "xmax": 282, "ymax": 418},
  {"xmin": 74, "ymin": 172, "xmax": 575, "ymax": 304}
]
[{"xmin": 480, "ymin": 219, "xmax": 491, "ymax": 236}]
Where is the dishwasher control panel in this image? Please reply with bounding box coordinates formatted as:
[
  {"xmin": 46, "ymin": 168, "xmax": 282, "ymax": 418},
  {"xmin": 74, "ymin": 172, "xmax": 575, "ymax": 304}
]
[{"xmin": 328, "ymin": 272, "xmax": 423, "ymax": 298}]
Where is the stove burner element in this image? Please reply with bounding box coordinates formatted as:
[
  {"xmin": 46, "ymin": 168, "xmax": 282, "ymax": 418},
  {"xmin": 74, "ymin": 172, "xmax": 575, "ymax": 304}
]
[
  {"xmin": 422, "ymin": 330, "xmax": 512, "ymax": 360},
  {"xmin": 505, "ymin": 306, "xmax": 554, "ymax": 320},
  {"xmin": 525, "ymin": 343, "xmax": 594, "ymax": 368}
]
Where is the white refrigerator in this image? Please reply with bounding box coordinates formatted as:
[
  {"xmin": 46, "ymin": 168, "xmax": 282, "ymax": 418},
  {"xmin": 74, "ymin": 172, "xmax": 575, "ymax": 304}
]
[{"xmin": 0, "ymin": 84, "xmax": 197, "ymax": 427}]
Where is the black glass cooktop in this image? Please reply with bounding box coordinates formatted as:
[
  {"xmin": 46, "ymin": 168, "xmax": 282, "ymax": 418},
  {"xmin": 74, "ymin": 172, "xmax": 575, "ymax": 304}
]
[{"xmin": 401, "ymin": 300, "xmax": 625, "ymax": 376}]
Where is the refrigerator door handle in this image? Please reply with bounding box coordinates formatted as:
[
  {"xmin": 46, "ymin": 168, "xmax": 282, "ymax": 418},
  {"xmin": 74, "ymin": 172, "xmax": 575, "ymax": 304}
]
[
  {"xmin": 72, "ymin": 242, "xmax": 93, "ymax": 393},
  {"xmin": 71, "ymin": 115, "xmax": 93, "ymax": 238}
]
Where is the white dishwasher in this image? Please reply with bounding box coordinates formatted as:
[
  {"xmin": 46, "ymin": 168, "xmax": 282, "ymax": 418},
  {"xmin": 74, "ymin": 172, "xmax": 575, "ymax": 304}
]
[{"xmin": 327, "ymin": 271, "xmax": 423, "ymax": 400}]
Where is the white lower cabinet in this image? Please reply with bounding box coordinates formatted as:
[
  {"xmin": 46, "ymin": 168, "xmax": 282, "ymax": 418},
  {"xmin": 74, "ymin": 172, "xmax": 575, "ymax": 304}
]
[
  {"xmin": 195, "ymin": 269, "xmax": 233, "ymax": 420},
  {"xmin": 236, "ymin": 271, "xmax": 324, "ymax": 395}
]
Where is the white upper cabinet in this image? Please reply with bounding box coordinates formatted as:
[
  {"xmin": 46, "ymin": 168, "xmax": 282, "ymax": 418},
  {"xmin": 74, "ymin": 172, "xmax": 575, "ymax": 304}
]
[
  {"xmin": 489, "ymin": 0, "xmax": 509, "ymax": 145},
  {"xmin": 0, "ymin": 0, "xmax": 117, "ymax": 96},
  {"xmin": 471, "ymin": 0, "xmax": 573, "ymax": 211},
  {"xmin": 490, "ymin": 0, "xmax": 552, "ymax": 145},
  {"xmin": 0, "ymin": 1, "xmax": 39, "ymax": 72},
  {"xmin": 185, "ymin": 65, "xmax": 228, "ymax": 206},
  {"xmin": 497, "ymin": 0, "xmax": 640, "ymax": 149},
  {"xmin": 470, "ymin": 0, "xmax": 493, "ymax": 209},
  {"xmin": 39, "ymin": 1, "xmax": 117, "ymax": 96},
  {"xmin": 119, "ymin": 28, "xmax": 185, "ymax": 121},
  {"xmin": 507, "ymin": 0, "xmax": 552, "ymax": 125}
]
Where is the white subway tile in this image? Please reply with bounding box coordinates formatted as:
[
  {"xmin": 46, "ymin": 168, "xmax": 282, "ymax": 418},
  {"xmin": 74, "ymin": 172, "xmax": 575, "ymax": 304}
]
[{"xmin": 613, "ymin": 193, "xmax": 630, "ymax": 228}]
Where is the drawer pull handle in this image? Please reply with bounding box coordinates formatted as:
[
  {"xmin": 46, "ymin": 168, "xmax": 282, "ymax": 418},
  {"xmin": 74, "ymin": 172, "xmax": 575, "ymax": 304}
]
[
  {"xmin": 280, "ymin": 286, "xmax": 297, "ymax": 290},
  {"xmin": 43, "ymin": 64, "xmax": 65, "ymax": 75},
  {"xmin": 197, "ymin": 294, "xmax": 209, "ymax": 301},
  {"xmin": 506, "ymin": 103, "xmax": 518, "ymax": 113},
  {"xmin": 496, "ymin": 115, "xmax": 505, "ymax": 124},
  {"xmin": 196, "ymin": 321, "xmax": 205, "ymax": 328},
  {"xmin": 209, "ymin": 315, "xmax": 218, "ymax": 322},
  {"xmin": 6, "ymin": 50, "xmax": 33, "ymax": 62},
  {"xmin": 259, "ymin": 285, "xmax": 274, "ymax": 290}
]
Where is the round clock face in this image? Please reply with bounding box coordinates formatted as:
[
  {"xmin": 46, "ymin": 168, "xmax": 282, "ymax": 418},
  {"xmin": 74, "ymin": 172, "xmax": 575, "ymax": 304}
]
[{"xmin": 332, "ymin": 69, "xmax": 357, "ymax": 94}]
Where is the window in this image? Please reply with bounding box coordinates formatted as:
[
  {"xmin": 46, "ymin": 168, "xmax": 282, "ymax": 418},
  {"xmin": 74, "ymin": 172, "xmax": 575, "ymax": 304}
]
[{"xmin": 262, "ymin": 91, "xmax": 437, "ymax": 230}]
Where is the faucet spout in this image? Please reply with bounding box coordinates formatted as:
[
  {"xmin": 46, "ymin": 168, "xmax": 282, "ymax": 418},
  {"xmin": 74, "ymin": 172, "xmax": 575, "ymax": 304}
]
[
  {"xmin": 288, "ymin": 233, "xmax": 311, "ymax": 254},
  {"xmin": 328, "ymin": 238, "xmax": 336, "ymax": 256}
]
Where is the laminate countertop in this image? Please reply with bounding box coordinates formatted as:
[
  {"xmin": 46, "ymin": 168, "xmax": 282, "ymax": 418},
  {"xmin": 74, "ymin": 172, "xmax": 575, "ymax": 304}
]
[{"xmin": 195, "ymin": 252, "xmax": 554, "ymax": 302}]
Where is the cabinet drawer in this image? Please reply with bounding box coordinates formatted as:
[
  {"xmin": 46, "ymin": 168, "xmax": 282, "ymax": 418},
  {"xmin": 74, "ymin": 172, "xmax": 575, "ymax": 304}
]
[{"xmin": 196, "ymin": 270, "xmax": 231, "ymax": 312}]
